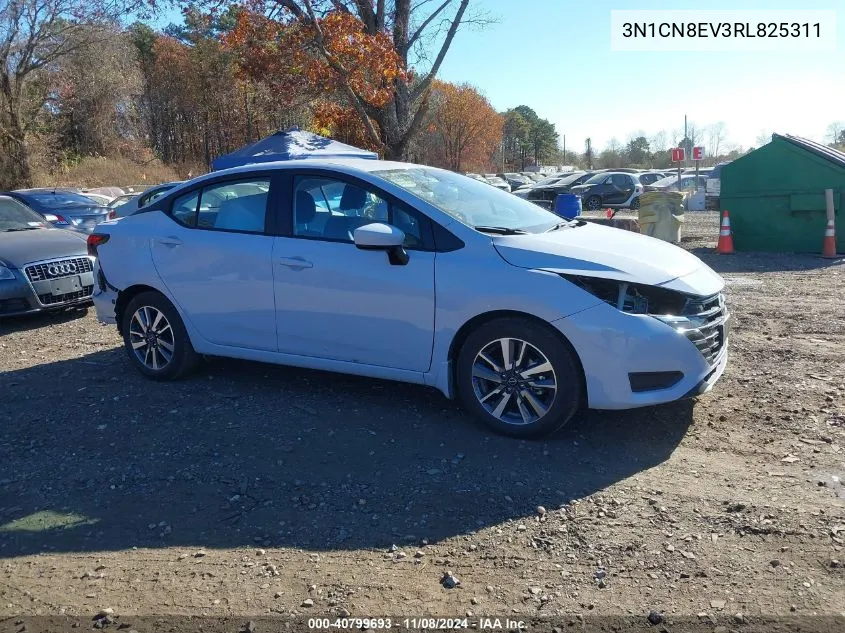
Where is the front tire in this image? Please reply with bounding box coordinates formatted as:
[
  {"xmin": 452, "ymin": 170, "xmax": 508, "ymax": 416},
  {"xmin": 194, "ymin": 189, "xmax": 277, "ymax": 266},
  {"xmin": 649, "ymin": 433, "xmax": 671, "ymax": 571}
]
[
  {"xmin": 586, "ymin": 195, "xmax": 602, "ymax": 211},
  {"xmin": 456, "ymin": 317, "xmax": 584, "ymax": 438},
  {"xmin": 121, "ymin": 291, "xmax": 199, "ymax": 380}
]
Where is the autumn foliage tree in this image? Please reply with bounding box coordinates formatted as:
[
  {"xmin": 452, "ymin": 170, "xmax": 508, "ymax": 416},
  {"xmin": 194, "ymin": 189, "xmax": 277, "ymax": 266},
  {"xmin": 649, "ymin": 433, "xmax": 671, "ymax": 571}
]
[
  {"xmin": 217, "ymin": 0, "xmax": 476, "ymax": 159},
  {"xmin": 428, "ymin": 81, "xmax": 501, "ymax": 172}
]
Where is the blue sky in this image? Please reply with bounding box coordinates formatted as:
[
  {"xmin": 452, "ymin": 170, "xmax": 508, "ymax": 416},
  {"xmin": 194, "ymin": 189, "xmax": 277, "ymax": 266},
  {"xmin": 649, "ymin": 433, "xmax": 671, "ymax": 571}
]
[{"xmin": 152, "ymin": 0, "xmax": 844, "ymax": 154}]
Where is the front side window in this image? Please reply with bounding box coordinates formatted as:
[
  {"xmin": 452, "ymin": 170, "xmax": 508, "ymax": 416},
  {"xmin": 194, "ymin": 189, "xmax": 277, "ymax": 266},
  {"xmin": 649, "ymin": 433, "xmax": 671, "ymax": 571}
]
[
  {"xmin": 292, "ymin": 176, "xmax": 433, "ymax": 248},
  {"xmin": 293, "ymin": 176, "xmax": 388, "ymax": 243},
  {"xmin": 170, "ymin": 179, "xmax": 270, "ymax": 233}
]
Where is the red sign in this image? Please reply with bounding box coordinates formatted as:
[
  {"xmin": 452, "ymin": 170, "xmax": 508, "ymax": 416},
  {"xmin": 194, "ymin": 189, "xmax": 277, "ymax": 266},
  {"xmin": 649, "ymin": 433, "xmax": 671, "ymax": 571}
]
[
  {"xmin": 692, "ymin": 146, "xmax": 704, "ymax": 161},
  {"xmin": 671, "ymin": 147, "xmax": 685, "ymax": 162}
]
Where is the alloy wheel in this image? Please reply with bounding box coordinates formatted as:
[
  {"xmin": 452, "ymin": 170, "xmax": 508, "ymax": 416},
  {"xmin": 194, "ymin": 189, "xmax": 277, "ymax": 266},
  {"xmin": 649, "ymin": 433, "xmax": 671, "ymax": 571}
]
[
  {"xmin": 587, "ymin": 196, "xmax": 601, "ymax": 211},
  {"xmin": 471, "ymin": 337, "xmax": 558, "ymax": 426},
  {"xmin": 129, "ymin": 305, "xmax": 175, "ymax": 371}
]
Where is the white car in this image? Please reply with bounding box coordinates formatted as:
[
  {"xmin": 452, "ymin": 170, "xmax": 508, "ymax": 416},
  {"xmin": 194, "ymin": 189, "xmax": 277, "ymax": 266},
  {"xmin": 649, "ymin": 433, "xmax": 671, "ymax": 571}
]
[{"xmin": 89, "ymin": 159, "xmax": 729, "ymax": 438}]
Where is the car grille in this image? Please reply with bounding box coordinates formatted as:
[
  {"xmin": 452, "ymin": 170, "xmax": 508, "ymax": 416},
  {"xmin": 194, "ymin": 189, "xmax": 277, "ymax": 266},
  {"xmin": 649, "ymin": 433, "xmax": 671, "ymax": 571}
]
[
  {"xmin": 682, "ymin": 293, "xmax": 727, "ymax": 365},
  {"xmin": 38, "ymin": 286, "xmax": 94, "ymax": 306},
  {"xmin": 25, "ymin": 257, "xmax": 94, "ymax": 282}
]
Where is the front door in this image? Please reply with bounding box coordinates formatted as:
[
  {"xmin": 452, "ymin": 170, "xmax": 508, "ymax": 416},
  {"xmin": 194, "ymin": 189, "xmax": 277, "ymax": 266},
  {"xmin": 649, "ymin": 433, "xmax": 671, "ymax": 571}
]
[
  {"xmin": 149, "ymin": 175, "xmax": 277, "ymax": 351},
  {"xmin": 272, "ymin": 174, "xmax": 436, "ymax": 372}
]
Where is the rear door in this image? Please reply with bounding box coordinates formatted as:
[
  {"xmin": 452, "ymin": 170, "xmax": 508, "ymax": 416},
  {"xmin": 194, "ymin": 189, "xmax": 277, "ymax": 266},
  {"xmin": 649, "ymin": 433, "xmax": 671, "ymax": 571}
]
[{"xmin": 149, "ymin": 173, "xmax": 278, "ymax": 351}]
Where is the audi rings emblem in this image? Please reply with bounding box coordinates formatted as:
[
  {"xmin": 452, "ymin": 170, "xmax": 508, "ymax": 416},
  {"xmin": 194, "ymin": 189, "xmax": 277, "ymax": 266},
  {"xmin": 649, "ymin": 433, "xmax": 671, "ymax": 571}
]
[{"xmin": 47, "ymin": 262, "xmax": 78, "ymax": 276}]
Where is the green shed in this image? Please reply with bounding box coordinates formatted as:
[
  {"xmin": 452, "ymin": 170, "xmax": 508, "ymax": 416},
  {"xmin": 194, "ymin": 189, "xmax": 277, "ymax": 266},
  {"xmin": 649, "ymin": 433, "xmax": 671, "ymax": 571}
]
[{"xmin": 720, "ymin": 133, "xmax": 845, "ymax": 252}]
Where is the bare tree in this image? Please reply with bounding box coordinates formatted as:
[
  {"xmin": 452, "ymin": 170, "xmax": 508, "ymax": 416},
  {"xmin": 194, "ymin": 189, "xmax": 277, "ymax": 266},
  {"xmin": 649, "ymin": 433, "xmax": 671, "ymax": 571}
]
[
  {"xmin": 755, "ymin": 130, "xmax": 772, "ymax": 147},
  {"xmin": 650, "ymin": 129, "xmax": 668, "ymax": 154},
  {"xmin": 706, "ymin": 122, "xmax": 727, "ymax": 159},
  {"xmin": 826, "ymin": 121, "xmax": 843, "ymax": 146},
  {"xmin": 0, "ymin": 0, "xmax": 150, "ymax": 187}
]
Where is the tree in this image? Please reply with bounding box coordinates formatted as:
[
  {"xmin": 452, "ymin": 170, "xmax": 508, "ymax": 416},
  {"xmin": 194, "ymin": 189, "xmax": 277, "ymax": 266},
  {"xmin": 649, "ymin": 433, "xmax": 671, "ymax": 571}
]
[
  {"xmin": 0, "ymin": 0, "xmax": 150, "ymax": 188},
  {"xmin": 584, "ymin": 137, "xmax": 593, "ymax": 169},
  {"xmin": 53, "ymin": 27, "xmax": 142, "ymax": 158},
  {"xmin": 502, "ymin": 108, "xmax": 530, "ymax": 170},
  {"xmin": 826, "ymin": 121, "xmax": 843, "ymax": 146},
  {"xmin": 220, "ymin": 0, "xmax": 482, "ymax": 160},
  {"xmin": 625, "ymin": 135, "xmax": 650, "ymax": 166},
  {"xmin": 429, "ymin": 80, "xmax": 501, "ymax": 172},
  {"xmin": 755, "ymin": 130, "xmax": 772, "ymax": 147},
  {"xmin": 706, "ymin": 122, "xmax": 726, "ymax": 161}
]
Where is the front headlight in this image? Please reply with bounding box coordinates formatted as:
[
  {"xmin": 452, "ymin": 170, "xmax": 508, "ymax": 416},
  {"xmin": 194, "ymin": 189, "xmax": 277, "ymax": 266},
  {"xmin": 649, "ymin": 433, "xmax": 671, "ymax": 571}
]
[
  {"xmin": 559, "ymin": 274, "xmax": 689, "ymax": 318},
  {"xmin": 0, "ymin": 265, "xmax": 16, "ymax": 280}
]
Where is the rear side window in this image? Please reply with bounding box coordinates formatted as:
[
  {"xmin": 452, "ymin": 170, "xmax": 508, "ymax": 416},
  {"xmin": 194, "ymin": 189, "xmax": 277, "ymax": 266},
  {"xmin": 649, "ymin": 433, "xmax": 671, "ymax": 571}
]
[{"xmin": 170, "ymin": 179, "xmax": 270, "ymax": 233}]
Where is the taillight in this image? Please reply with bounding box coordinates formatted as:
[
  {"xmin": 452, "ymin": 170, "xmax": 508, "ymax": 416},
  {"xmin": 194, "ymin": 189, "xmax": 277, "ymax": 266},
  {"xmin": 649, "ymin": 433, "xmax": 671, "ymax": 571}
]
[
  {"xmin": 108, "ymin": 210, "xmax": 116, "ymax": 220},
  {"xmin": 87, "ymin": 233, "xmax": 110, "ymax": 257}
]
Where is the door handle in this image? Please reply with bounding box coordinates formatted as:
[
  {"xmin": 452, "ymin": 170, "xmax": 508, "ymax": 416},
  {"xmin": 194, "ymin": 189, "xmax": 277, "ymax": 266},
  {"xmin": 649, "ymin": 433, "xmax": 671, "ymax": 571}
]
[
  {"xmin": 278, "ymin": 256, "xmax": 313, "ymax": 270},
  {"xmin": 157, "ymin": 237, "xmax": 183, "ymax": 247}
]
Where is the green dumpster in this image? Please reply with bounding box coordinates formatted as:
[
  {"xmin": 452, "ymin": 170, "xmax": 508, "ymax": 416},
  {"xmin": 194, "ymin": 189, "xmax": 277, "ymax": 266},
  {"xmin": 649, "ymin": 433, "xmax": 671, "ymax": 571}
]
[{"xmin": 637, "ymin": 191, "xmax": 685, "ymax": 244}]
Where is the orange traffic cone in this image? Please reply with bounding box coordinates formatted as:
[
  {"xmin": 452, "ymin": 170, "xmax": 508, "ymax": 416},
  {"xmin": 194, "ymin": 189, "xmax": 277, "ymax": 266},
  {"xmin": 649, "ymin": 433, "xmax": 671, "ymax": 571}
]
[
  {"xmin": 821, "ymin": 218, "xmax": 838, "ymax": 258},
  {"xmin": 605, "ymin": 208, "xmax": 614, "ymax": 219},
  {"xmin": 716, "ymin": 210, "xmax": 734, "ymax": 254}
]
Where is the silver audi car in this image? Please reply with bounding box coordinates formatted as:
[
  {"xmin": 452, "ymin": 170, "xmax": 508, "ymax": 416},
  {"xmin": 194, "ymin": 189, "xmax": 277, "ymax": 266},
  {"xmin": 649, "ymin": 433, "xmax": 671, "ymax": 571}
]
[{"xmin": 0, "ymin": 195, "xmax": 95, "ymax": 317}]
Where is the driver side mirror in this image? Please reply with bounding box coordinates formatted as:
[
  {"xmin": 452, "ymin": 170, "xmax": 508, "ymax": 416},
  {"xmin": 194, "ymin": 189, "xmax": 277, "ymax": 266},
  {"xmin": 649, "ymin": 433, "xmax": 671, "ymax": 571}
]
[{"xmin": 353, "ymin": 223, "xmax": 409, "ymax": 266}]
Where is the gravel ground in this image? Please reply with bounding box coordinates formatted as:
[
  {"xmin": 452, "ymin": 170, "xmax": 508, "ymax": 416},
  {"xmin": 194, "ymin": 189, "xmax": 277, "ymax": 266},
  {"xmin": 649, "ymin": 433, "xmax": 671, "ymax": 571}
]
[{"xmin": 1, "ymin": 211, "xmax": 844, "ymax": 632}]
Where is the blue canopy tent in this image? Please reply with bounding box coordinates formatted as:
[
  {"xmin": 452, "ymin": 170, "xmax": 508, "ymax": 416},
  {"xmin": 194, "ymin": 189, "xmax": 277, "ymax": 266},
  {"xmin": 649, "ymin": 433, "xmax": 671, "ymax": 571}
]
[{"xmin": 211, "ymin": 128, "xmax": 378, "ymax": 170}]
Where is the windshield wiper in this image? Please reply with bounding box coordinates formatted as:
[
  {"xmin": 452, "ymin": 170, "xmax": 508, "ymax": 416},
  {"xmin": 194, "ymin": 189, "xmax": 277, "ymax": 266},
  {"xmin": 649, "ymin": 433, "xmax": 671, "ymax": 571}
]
[
  {"xmin": 2, "ymin": 227, "xmax": 41, "ymax": 232},
  {"xmin": 544, "ymin": 221, "xmax": 577, "ymax": 232},
  {"xmin": 474, "ymin": 225, "xmax": 529, "ymax": 235}
]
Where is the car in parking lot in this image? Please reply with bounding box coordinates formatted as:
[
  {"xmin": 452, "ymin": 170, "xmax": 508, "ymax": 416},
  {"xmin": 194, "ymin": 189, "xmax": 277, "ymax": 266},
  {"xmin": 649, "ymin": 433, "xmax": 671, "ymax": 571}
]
[
  {"xmin": 497, "ymin": 172, "xmax": 533, "ymax": 189},
  {"xmin": 644, "ymin": 174, "xmax": 708, "ymax": 193},
  {"xmin": 525, "ymin": 171, "xmax": 595, "ymax": 205},
  {"xmin": 638, "ymin": 171, "xmax": 669, "ymax": 186},
  {"xmin": 108, "ymin": 181, "xmax": 183, "ymax": 218},
  {"xmin": 570, "ymin": 171, "xmax": 645, "ymax": 210},
  {"xmin": 0, "ymin": 195, "xmax": 94, "ymax": 317},
  {"xmin": 483, "ymin": 175, "xmax": 511, "ymax": 192},
  {"xmin": 705, "ymin": 162, "xmax": 730, "ymax": 210},
  {"xmin": 6, "ymin": 189, "xmax": 110, "ymax": 233},
  {"xmin": 90, "ymin": 158, "xmax": 729, "ymax": 438}
]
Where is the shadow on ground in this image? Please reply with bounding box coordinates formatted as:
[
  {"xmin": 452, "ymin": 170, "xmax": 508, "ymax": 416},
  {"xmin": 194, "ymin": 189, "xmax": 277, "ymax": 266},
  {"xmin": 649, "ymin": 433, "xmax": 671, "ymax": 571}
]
[
  {"xmin": 0, "ymin": 349, "xmax": 694, "ymax": 557},
  {"xmin": 694, "ymin": 249, "xmax": 845, "ymax": 274},
  {"xmin": 0, "ymin": 305, "xmax": 91, "ymax": 334}
]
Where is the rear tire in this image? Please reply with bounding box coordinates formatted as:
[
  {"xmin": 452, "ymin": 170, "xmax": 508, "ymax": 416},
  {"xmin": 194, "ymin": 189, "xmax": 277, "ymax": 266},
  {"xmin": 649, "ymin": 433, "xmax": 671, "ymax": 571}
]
[
  {"xmin": 456, "ymin": 317, "xmax": 584, "ymax": 439},
  {"xmin": 586, "ymin": 195, "xmax": 601, "ymax": 211},
  {"xmin": 121, "ymin": 291, "xmax": 199, "ymax": 380}
]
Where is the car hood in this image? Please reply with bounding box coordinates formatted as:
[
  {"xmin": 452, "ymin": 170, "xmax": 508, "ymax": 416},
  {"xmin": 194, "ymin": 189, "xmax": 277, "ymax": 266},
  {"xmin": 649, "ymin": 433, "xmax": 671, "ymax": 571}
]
[
  {"xmin": 0, "ymin": 228, "xmax": 88, "ymax": 268},
  {"xmin": 492, "ymin": 221, "xmax": 723, "ymax": 294}
]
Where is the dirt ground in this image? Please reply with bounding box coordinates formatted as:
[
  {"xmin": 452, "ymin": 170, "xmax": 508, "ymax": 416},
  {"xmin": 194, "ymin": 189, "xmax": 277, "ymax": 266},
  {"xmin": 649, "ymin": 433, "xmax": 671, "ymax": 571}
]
[{"xmin": 1, "ymin": 211, "xmax": 844, "ymax": 632}]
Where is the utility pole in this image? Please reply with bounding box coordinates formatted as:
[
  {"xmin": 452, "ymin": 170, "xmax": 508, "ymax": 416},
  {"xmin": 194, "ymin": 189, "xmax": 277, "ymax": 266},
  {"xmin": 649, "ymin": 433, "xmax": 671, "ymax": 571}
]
[
  {"xmin": 562, "ymin": 134, "xmax": 566, "ymax": 166},
  {"xmin": 684, "ymin": 115, "xmax": 688, "ymax": 169}
]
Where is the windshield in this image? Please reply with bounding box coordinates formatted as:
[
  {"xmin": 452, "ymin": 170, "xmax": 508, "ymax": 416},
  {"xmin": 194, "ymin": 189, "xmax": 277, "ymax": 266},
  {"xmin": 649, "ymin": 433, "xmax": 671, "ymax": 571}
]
[
  {"xmin": 0, "ymin": 197, "xmax": 47, "ymax": 230},
  {"xmin": 24, "ymin": 191, "xmax": 102, "ymax": 208},
  {"xmin": 374, "ymin": 167, "xmax": 562, "ymax": 233}
]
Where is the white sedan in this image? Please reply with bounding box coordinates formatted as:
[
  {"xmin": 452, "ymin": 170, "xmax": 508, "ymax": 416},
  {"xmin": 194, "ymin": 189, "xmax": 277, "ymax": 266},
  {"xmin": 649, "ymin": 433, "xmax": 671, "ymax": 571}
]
[{"xmin": 89, "ymin": 159, "xmax": 729, "ymax": 438}]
